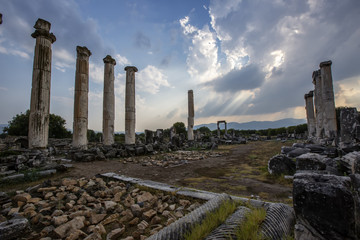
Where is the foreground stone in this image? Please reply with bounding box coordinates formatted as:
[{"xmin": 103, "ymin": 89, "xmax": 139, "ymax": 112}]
[
  {"xmin": 268, "ymin": 154, "xmax": 295, "ymax": 175},
  {"xmin": 293, "ymin": 172, "xmax": 358, "ymax": 240}
]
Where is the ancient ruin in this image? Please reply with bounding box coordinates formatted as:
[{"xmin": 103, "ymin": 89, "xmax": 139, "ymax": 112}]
[
  {"xmin": 187, "ymin": 90, "xmax": 194, "ymax": 141},
  {"xmin": 72, "ymin": 46, "xmax": 92, "ymax": 149},
  {"xmin": 0, "ymin": 13, "xmax": 2, "ymax": 24},
  {"xmin": 124, "ymin": 66, "xmax": 138, "ymax": 145},
  {"xmin": 304, "ymin": 91, "xmax": 316, "ymax": 137},
  {"xmin": 217, "ymin": 120, "xmax": 227, "ymax": 138},
  {"xmin": 102, "ymin": 55, "xmax": 116, "ymax": 146},
  {"xmin": 28, "ymin": 19, "xmax": 56, "ymax": 149}
]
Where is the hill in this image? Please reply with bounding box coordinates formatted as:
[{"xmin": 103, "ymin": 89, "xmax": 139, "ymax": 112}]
[{"xmin": 194, "ymin": 118, "xmax": 306, "ymax": 131}]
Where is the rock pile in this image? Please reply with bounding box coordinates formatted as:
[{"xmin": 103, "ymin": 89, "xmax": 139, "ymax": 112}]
[
  {"xmin": 268, "ymin": 141, "xmax": 360, "ymax": 239},
  {"xmin": 0, "ymin": 177, "xmax": 203, "ymax": 240},
  {"xmin": 120, "ymin": 150, "xmax": 226, "ymax": 168}
]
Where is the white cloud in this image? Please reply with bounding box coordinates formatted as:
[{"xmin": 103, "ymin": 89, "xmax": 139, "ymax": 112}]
[
  {"xmin": 179, "ymin": 16, "xmax": 220, "ymax": 83},
  {"xmin": 137, "ymin": 65, "xmax": 170, "ymax": 94},
  {"xmin": 115, "ymin": 54, "xmax": 131, "ymax": 66},
  {"xmin": 89, "ymin": 62, "xmax": 104, "ymax": 84}
]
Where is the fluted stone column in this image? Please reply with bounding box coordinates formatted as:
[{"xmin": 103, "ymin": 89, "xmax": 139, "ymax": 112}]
[
  {"xmin": 312, "ymin": 70, "xmax": 323, "ymax": 139},
  {"xmin": 102, "ymin": 55, "xmax": 116, "ymax": 146},
  {"xmin": 187, "ymin": 90, "xmax": 194, "ymax": 141},
  {"xmin": 304, "ymin": 91, "xmax": 316, "ymax": 137},
  {"xmin": 124, "ymin": 66, "xmax": 138, "ymax": 144},
  {"xmin": 28, "ymin": 19, "xmax": 56, "ymax": 149},
  {"xmin": 72, "ymin": 46, "xmax": 91, "ymax": 148},
  {"xmin": 320, "ymin": 60, "xmax": 337, "ymax": 139}
]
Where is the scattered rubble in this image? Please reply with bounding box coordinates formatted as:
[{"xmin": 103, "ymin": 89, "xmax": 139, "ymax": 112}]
[{"xmin": 0, "ymin": 177, "xmax": 204, "ymax": 240}]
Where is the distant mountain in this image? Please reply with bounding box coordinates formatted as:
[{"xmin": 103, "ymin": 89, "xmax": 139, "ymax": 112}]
[
  {"xmin": 0, "ymin": 124, "xmax": 7, "ymax": 133},
  {"xmin": 194, "ymin": 118, "xmax": 306, "ymax": 131}
]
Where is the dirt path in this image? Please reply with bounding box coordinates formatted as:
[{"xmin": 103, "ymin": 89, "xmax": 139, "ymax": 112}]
[{"xmin": 61, "ymin": 141, "xmax": 292, "ymax": 203}]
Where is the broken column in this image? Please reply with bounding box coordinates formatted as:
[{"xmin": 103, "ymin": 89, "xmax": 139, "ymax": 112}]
[
  {"xmin": 187, "ymin": 90, "xmax": 194, "ymax": 141},
  {"xmin": 312, "ymin": 70, "xmax": 323, "ymax": 139},
  {"xmin": 304, "ymin": 91, "xmax": 316, "ymax": 137},
  {"xmin": 102, "ymin": 55, "xmax": 116, "ymax": 146},
  {"xmin": 124, "ymin": 66, "xmax": 138, "ymax": 144},
  {"xmin": 72, "ymin": 46, "xmax": 92, "ymax": 148},
  {"xmin": 28, "ymin": 19, "xmax": 56, "ymax": 149},
  {"xmin": 320, "ymin": 60, "xmax": 337, "ymax": 139}
]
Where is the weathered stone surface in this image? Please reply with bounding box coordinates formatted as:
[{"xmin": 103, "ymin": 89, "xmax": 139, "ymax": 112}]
[
  {"xmin": 287, "ymin": 147, "xmax": 310, "ymax": 158},
  {"xmin": 0, "ymin": 217, "xmax": 30, "ymax": 240},
  {"xmin": 293, "ymin": 172, "xmax": 357, "ymax": 240},
  {"xmin": 296, "ymin": 153, "xmax": 327, "ymax": 171},
  {"xmin": 106, "ymin": 226, "xmax": 125, "ymax": 240},
  {"xmin": 103, "ymin": 55, "xmax": 116, "ymax": 146},
  {"xmin": 54, "ymin": 216, "xmax": 85, "ymax": 238},
  {"xmin": 143, "ymin": 209, "xmax": 156, "ymax": 220},
  {"xmin": 187, "ymin": 90, "xmax": 194, "ymax": 141},
  {"xmin": 268, "ymin": 154, "xmax": 295, "ymax": 175},
  {"xmin": 340, "ymin": 151, "xmax": 360, "ymax": 175},
  {"xmin": 339, "ymin": 107, "xmax": 359, "ymax": 144}
]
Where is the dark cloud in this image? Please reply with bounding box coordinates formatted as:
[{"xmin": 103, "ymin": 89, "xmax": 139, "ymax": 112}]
[
  {"xmin": 1, "ymin": 0, "xmax": 108, "ymax": 64},
  {"xmin": 134, "ymin": 31, "xmax": 151, "ymax": 49},
  {"xmin": 205, "ymin": 64, "xmax": 265, "ymax": 93}
]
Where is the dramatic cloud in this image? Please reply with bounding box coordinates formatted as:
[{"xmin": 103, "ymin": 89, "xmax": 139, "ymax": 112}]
[
  {"xmin": 193, "ymin": 0, "xmax": 360, "ymax": 118},
  {"xmin": 179, "ymin": 16, "xmax": 220, "ymax": 83},
  {"xmin": 137, "ymin": 65, "xmax": 170, "ymax": 94},
  {"xmin": 205, "ymin": 64, "xmax": 265, "ymax": 93},
  {"xmin": 115, "ymin": 54, "xmax": 131, "ymax": 66}
]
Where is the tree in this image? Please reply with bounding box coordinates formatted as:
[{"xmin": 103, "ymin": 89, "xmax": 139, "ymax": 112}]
[
  {"xmin": 4, "ymin": 110, "xmax": 30, "ymax": 136},
  {"xmin": 173, "ymin": 122, "xmax": 186, "ymax": 135},
  {"xmin": 87, "ymin": 129, "xmax": 102, "ymax": 142},
  {"xmin": 4, "ymin": 110, "xmax": 71, "ymax": 138},
  {"xmin": 197, "ymin": 126, "xmax": 211, "ymax": 134},
  {"xmin": 49, "ymin": 114, "xmax": 72, "ymax": 138}
]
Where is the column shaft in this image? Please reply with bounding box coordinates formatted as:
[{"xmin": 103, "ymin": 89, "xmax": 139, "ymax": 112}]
[
  {"xmin": 72, "ymin": 46, "xmax": 91, "ymax": 148},
  {"xmin": 102, "ymin": 55, "xmax": 116, "ymax": 145},
  {"xmin": 187, "ymin": 90, "xmax": 194, "ymax": 140},
  {"xmin": 320, "ymin": 60, "xmax": 337, "ymax": 138},
  {"xmin": 312, "ymin": 70, "xmax": 323, "ymax": 139},
  {"xmin": 304, "ymin": 91, "xmax": 316, "ymax": 137},
  {"xmin": 28, "ymin": 19, "xmax": 56, "ymax": 149},
  {"xmin": 124, "ymin": 66, "xmax": 138, "ymax": 144}
]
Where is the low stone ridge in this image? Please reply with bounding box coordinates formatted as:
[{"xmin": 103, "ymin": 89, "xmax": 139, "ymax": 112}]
[{"xmin": 0, "ymin": 177, "xmax": 204, "ymax": 239}]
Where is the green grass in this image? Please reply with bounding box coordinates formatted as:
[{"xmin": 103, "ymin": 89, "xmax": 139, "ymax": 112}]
[
  {"xmin": 184, "ymin": 200, "xmax": 237, "ymax": 240},
  {"xmin": 235, "ymin": 207, "xmax": 267, "ymax": 240}
]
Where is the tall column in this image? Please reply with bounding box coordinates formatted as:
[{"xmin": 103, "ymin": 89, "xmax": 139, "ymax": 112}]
[
  {"xmin": 304, "ymin": 91, "xmax": 316, "ymax": 137},
  {"xmin": 102, "ymin": 55, "xmax": 116, "ymax": 146},
  {"xmin": 312, "ymin": 70, "xmax": 323, "ymax": 139},
  {"xmin": 28, "ymin": 19, "xmax": 56, "ymax": 149},
  {"xmin": 187, "ymin": 90, "xmax": 194, "ymax": 140},
  {"xmin": 320, "ymin": 60, "xmax": 337, "ymax": 139},
  {"xmin": 72, "ymin": 46, "xmax": 91, "ymax": 148},
  {"xmin": 124, "ymin": 66, "xmax": 138, "ymax": 144}
]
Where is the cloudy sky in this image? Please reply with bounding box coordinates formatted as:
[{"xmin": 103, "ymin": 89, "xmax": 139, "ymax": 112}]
[{"xmin": 0, "ymin": 0, "xmax": 360, "ymax": 132}]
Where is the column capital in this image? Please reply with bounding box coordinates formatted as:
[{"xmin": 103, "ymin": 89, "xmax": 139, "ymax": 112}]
[
  {"xmin": 0, "ymin": 13, "xmax": 3, "ymax": 24},
  {"xmin": 31, "ymin": 18, "xmax": 56, "ymax": 43},
  {"xmin": 319, "ymin": 60, "xmax": 332, "ymax": 68},
  {"xmin": 304, "ymin": 90, "xmax": 314, "ymax": 99},
  {"xmin": 188, "ymin": 89, "xmax": 193, "ymax": 94},
  {"xmin": 124, "ymin": 66, "xmax": 138, "ymax": 72},
  {"xmin": 76, "ymin": 46, "xmax": 92, "ymax": 57},
  {"xmin": 103, "ymin": 55, "xmax": 116, "ymax": 65},
  {"xmin": 312, "ymin": 69, "xmax": 321, "ymax": 84}
]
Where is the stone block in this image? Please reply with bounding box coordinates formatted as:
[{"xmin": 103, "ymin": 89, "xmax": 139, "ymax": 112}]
[
  {"xmin": 268, "ymin": 154, "xmax": 296, "ymax": 175},
  {"xmin": 293, "ymin": 172, "xmax": 357, "ymax": 239}
]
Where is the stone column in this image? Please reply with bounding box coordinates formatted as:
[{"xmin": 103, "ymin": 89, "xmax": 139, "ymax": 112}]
[
  {"xmin": 312, "ymin": 70, "xmax": 323, "ymax": 139},
  {"xmin": 72, "ymin": 46, "xmax": 91, "ymax": 148},
  {"xmin": 124, "ymin": 66, "xmax": 138, "ymax": 144},
  {"xmin": 28, "ymin": 19, "xmax": 56, "ymax": 149},
  {"xmin": 304, "ymin": 91, "xmax": 316, "ymax": 137},
  {"xmin": 0, "ymin": 13, "xmax": 2, "ymax": 24},
  {"xmin": 217, "ymin": 122, "xmax": 220, "ymax": 138},
  {"xmin": 102, "ymin": 55, "xmax": 116, "ymax": 146},
  {"xmin": 187, "ymin": 90, "xmax": 194, "ymax": 141},
  {"xmin": 320, "ymin": 60, "xmax": 337, "ymax": 139}
]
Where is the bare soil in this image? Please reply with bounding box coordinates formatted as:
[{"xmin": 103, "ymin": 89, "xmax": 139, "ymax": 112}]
[{"xmin": 58, "ymin": 141, "xmax": 293, "ymax": 204}]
